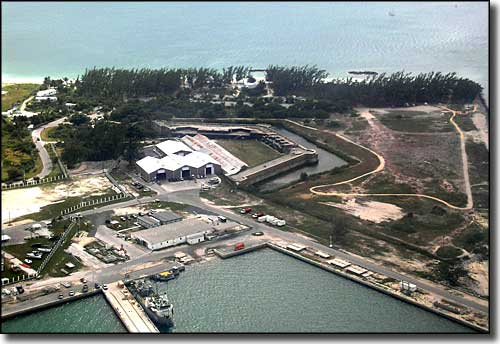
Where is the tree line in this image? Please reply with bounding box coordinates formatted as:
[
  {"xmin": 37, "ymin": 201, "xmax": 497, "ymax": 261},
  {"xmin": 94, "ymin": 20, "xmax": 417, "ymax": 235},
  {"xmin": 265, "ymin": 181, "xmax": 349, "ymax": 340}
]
[{"xmin": 77, "ymin": 66, "xmax": 252, "ymax": 99}]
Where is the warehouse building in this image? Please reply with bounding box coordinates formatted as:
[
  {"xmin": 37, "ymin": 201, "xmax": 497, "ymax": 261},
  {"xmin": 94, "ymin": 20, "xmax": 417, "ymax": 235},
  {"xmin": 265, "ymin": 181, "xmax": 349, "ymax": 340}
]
[
  {"xmin": 150, "ymin": 210, "xmax": 183, "ymax": 225},
  {"xmin": 131, "ymin": 218, "xmax": 214, "ymax": 251},
  {"xmin": 136, "ymin": 140, "xmax": 222, "ymax": 182}
]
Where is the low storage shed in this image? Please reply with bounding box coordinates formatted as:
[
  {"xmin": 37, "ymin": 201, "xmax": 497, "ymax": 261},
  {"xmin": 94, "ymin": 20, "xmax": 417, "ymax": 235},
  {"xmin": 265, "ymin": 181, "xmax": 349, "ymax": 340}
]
[{"xmin": 131, "ymin": 218, "xmax": 214, "ymax": 251}]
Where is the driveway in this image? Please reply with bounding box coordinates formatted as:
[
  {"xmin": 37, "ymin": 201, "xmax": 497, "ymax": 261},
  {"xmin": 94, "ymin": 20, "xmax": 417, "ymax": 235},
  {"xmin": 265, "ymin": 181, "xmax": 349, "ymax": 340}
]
[{"xmin": 31, "ymin": 117, "xmax": 66, "ymax": 179}]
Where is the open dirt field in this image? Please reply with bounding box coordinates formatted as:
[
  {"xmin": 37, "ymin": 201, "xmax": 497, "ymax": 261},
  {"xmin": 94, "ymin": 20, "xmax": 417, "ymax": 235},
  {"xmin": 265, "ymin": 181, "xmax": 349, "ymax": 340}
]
[
  {"xmin": 1, "ymin": 175, "xmax": 116, "ymax": 223},
  {"xmin": 320, "ymin": 199, "xmax": 405, "ymax": 224}
]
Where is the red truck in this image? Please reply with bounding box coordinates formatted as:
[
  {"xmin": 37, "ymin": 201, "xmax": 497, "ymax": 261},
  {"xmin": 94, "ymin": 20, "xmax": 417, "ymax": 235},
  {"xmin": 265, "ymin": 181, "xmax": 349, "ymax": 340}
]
[
  {"xmin": 234, "ymin": 242, "xmax": 245, "ymax": 251},
  {"xmin": 240, "ymin": 207, "xmax": 252, "ymax": 214}
]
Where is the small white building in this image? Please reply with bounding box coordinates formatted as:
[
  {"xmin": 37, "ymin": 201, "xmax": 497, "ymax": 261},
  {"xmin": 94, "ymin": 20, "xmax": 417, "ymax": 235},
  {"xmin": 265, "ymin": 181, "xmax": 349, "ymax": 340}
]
[{"xmin": 36, "ymin": 88, "xmax": 57, "ymax": 97}]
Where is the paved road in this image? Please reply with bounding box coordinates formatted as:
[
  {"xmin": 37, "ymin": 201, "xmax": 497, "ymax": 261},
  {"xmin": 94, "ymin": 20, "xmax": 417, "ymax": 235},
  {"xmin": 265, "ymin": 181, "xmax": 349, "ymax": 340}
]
[
  {"xmin": 31, "ymin": 117, "xmax": 66, "ymax": 179},
  {"xmin": 3, "ymin": 181, "xmax": 488, "ymax": 316}
]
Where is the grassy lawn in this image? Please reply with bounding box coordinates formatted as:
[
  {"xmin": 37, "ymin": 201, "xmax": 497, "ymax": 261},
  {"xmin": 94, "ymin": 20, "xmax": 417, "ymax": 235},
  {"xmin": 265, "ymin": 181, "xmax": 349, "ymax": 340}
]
[
  {"xmin": 40, "ymin": 126, "xmax": 59, "ymax": 142},
  {"xmin": 143, "ymin": 201, "xmax": 188, "ymax": 212},
  {"xmin": 379, "ymin": 111, "xmax": 453, "ymax": 133},
  {"xmin": 1, "ymin": 83, "xmax": 40, "ymax": 112},
  {"xmin": 215, "ymin": 139, "xmax": 282, "ymax": 167}
]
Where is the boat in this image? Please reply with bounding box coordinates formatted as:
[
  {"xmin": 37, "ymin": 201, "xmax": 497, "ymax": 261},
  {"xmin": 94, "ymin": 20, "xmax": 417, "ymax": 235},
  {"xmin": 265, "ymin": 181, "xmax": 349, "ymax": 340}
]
[
  {"xmin": 151, "ymin": 271, "xmax": 176, "ymax": 281},
  {"xmin": 388, "ymin": 11, "xmax": 395, "ymax": 16},
  {"xmin": 144, "ymin": 291, "xmax": 174, "ymax": 327}
]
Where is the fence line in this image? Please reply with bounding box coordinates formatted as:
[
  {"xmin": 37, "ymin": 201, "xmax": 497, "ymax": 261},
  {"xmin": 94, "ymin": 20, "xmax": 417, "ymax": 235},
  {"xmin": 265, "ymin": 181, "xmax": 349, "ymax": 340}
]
[
  {"xmin": 36, "ymin": 221, "xmax": 77, "ymax": 274},
  {"xmin": 1, "ymin": 174, "xmax": 67, "ymax": 190},
  {"xmin": 60, "ymin": 192, "xmax": 128, "ymax": 216}
]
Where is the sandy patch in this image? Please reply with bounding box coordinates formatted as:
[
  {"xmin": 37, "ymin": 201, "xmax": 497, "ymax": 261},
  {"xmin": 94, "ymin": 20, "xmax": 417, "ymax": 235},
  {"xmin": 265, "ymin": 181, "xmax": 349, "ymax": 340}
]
[
  {"xmin": 113, "ymin": 206, "xmax": 146, "ymax": 216},
  {"xmin": 1, "ymin": 175, "xmax": 117, "ymax": 223},
  {"xmin": 320, "ymin": 199, "xmax": 405, "ymax": 223},
  {"xmin": 356, "ymin": 108, "xmax": 375, "ymax": 121},
  {"xmin": 472, "ymin": 112, "xmax": 489, "ymax": 150}
]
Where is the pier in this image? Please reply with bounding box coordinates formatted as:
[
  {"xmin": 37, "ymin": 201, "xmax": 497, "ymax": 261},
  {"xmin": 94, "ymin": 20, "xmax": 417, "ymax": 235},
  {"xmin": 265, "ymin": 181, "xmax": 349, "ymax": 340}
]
[{"xmin": 103, "ymin": 281, "xmax": 159, "ymax": 333}]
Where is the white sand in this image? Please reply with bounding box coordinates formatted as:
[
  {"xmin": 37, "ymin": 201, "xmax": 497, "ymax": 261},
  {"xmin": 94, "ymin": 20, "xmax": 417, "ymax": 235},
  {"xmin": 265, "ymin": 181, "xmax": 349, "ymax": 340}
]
[
  {"xmin": 321, "ymin": 199, "xmax": 405, "ymax": 223},
  {"xmin": 2, "ymin": 176, "xmax": 116, "ymax": 223},
  {"xmin": 472, "ymin": 112, "xmax": 489, "ymax": 150}
]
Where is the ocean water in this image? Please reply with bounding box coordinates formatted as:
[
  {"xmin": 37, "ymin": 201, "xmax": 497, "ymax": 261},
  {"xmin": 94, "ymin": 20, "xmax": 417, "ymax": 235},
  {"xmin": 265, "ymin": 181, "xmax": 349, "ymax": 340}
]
[{"xmin": 1, "ymin": 2, "xmax": 488, "ymax": 99}]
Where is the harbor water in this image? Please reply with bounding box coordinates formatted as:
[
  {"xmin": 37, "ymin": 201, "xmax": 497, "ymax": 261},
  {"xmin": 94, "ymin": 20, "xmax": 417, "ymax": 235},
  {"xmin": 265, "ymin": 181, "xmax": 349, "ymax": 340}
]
[
  {"xmin": 2, "ymin": 249, "xmax": 474, "ymax": 333},
  {"xmin": 1, "ymin": 294, "xmax": 126, "ymax": 333},
  {"xmin": 258, "ymin": 128, "xmax": 347, "ymax": 192},
  {"xmin": 158, "ymin": 249, "xmax": 472, "ymax": 333}
]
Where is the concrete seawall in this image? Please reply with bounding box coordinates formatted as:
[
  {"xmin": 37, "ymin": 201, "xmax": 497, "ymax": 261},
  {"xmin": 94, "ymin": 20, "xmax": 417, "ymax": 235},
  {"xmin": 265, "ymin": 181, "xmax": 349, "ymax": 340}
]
[
  {"xmin": 2, "ymin": 290, "xmax": 102, "ymax": 320},
  {"xmin": 212, "ymin": 241, "xmax": 487, "ymax": 333},
  {"xmin": 229, "ymin": 150, "xmax": 318, "ymax": 187},
  {"xmin": 266, "ymin": 243, "xmax": 488, "ymax": 333}
]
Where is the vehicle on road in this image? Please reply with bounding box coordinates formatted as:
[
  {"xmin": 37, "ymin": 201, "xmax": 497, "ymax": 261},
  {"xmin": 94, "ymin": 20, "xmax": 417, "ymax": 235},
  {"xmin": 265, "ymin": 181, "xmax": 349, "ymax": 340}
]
[
  {"xmin": 102, "ymin": 284, "xmax": 108, "ymax": 290},
  {"xmin": 240, "ymin": 207, "xmax": 252, "ymax": 214},
  {"xmin": 82, "ymin": 284, "xmax": 89, "ymax": 293},
  {"xmin": 120, "ymin": 217, "xmax": 126, "ymax": 221},
  {"xmin": 217, "ymin": 216, "xmax": 227, "ymax": 223},
  {"xmin": 16, "ymin": 285, "xmax": 24, "ymax": 294},
  {"xmin": 252, "ymin": 231, "xmax": 264, "ymax": 236},
  {"xmin": 235, "ymin": 242, "xmax": 245, "ymax": 251},
  {"xmin": 61, "ymin": 282, "xmax": 72, "ymax": 288},
  {"xmin": 80, "ymin": 278, "xmax": 87, "ymax": 283},
  {"xmin": 24, "ymin": 259, "xmax": 33, "ymax": 264},
  {"xmin": 252, "ymin": 212, "xmax": 264, "ymax": 219},
  {"xmin": 58, "ymin": 294, "xmax": 64, "ymax": 299},
  {"xmin": 69, "ymin": 291, "xmax": 75, "ymax": 296},
  {"xmin": 95, "ymin": 283, "xmax": 101, "ymax": 289}
]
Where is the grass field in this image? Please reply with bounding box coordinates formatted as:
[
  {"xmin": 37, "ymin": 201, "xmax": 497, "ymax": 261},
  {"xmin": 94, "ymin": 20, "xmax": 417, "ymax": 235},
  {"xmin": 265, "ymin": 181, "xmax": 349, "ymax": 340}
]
[
  {"xmin": 215, "ymin": 139, "xmax": 282, "ymax": 167},
  {"xmin": 379, "ymin": 111, "xmax": 453, "ymax": 133},
  {"xmin": 40, "ymin": 126, "xmax": 59, "ymax": 142},
  {"xmin": 1, "ymin": 84, "xmax": 40, "ymax": 112}
]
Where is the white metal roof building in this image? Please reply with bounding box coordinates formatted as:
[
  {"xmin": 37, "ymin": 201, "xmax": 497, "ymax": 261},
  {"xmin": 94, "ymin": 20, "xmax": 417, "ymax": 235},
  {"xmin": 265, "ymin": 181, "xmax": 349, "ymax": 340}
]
[
  {"xmin": 136, "ymin": 139, "xmax": 222, "ymax": 182},
  {"xmin": 131, "ymin": 218, "xmax": 214, "ymax": 250}
]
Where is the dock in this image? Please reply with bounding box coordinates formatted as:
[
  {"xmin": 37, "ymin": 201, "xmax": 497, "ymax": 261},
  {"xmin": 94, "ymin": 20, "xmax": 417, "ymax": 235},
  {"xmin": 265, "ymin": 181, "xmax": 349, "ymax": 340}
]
[{"xmin": 103, "ymin": 281, "xmax": 159, "ymax": 333}]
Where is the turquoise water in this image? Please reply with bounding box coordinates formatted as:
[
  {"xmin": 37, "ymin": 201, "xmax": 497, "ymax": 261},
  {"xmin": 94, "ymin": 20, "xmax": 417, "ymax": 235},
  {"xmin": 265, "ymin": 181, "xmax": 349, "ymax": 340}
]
[
  {"xmin": 2, "ymin": 2, "xmax": 488, "ymax": 99},
  {"xmin": 159, "ymin": 249, "xmax": 472, "ymax": 333},
  {"xmin": 2, "ymin": 249, "xmax": 474, "ymax": 333},
  {"xmin": 1, "ymin": 294, "xmax": 126, "ymax": 333}
]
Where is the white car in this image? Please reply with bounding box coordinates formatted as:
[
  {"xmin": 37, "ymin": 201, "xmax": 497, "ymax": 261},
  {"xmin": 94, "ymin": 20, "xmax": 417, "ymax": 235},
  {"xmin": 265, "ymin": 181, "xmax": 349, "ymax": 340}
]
[
  {"xmin": 102, "ymin": 284, "xmax": 108, "ymax": 290},
  {"xmin": 24, "ymin": 259, "xmax": 33, "ymax": 264}
]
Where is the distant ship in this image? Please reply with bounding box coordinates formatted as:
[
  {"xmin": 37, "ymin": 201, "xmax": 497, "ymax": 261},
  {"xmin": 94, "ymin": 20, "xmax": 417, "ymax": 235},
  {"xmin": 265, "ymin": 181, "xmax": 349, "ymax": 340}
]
[{"xmin": 388, "ymin": 11, "xmax": 395, "ymax": 17}]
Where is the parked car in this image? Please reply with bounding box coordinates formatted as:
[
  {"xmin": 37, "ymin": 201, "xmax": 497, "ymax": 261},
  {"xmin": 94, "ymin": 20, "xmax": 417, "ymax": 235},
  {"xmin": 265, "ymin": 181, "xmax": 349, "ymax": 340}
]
[
  {"xmin": 120, "ymin": 217, "xmax": 126, "ymax": 221},
  {"xmin": 252, "ymin": 231, "xmax": 264, "ymax": 236},
  {"xmin": 102, "ymin": 284, "xmax": 108, "ymax": 291},
  {"xmin": 82, "ymin": 285, "xmax": 89, "ymax": 293},
  {"xmin": 240, "ymin": 207, "xmax": 252, "ymax": 214},
  {"xmin": 69, "ymin": 291, "xmax": 75, "ymax": 296},
  {"xmin": 252, "ymin": 212, "xmax": 264, "ymax": 219},
  {"xmin": 24, "ymin": 259, "xmax": 33, "ymax": 264},
  {"xmin": 94, "ymin": 283, "xmax": 101, "ymax": 290},
  {"xmin": 58, "ymin": 294, "xmax": 64, "ymax": 299},
  {"xmin": 16, "ymin": 285, "xmax": 24, "ymax": 294},
  {"xmin": 217, "ymin": 216, "xmax": 227, "ymax": 223},
  {"xmin": 80, "ymin": 278, "xmax": 87, "ymax": 283}
]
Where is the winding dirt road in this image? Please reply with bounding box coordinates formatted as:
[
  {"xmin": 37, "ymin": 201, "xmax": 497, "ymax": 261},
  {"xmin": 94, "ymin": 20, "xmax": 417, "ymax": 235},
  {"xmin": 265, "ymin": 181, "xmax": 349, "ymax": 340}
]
[{"xmin": 287, "ymin": 105, "xmax": 475, "ymax": 211}]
